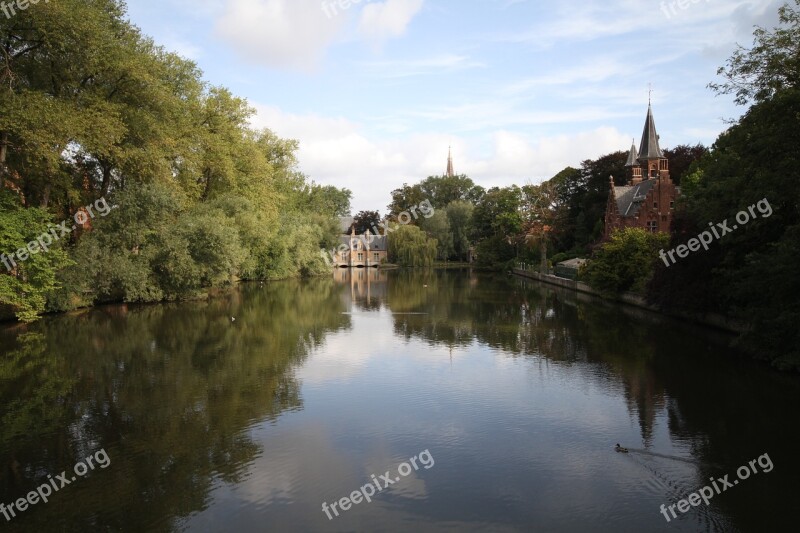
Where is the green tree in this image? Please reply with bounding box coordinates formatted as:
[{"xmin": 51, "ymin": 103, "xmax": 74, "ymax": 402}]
[
  {"xmin": 420, "ymin": 210, "xmax": 453, "ymax": 260},
  {"xmin": 471, "ymin": 186, "xmax": 522, "ymax": 267},
  {"xmin": 709, "ymin": 0, "xmax": 800, "ymax": 106},
  {"xmin": 445, "ymin": 201, "xmax": 474, "ymax": 261},
  {"xmin": 650, "ymin": 0, "xmax": 800, "ymax": 369},
  {"xmin": 0, "ymin": 192, "xmax": 73, "ymax": 321},
  {"xmin": 388, "ymin": 224, "xmax": 437, "ymax": 267},
  {"xmin": 584, "ymin": 228, "xmax": 669, "ymax": 296}
]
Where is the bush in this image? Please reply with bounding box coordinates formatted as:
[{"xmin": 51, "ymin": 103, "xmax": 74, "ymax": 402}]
[
  {"xmin": 0, "ymin": 192, "xmax": 73, "ymax": 321},
  {"xmin": 583, "ymin": 228, "xmax": 669, "ymax": 296}
]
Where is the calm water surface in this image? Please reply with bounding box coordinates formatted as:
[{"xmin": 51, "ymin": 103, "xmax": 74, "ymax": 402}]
[{"xmin": 1, "ymin": 270, "xmax": 798, "ymax": 532}]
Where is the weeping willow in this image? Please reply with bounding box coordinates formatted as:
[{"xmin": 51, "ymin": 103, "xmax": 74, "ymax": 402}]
[{"xmin": 388, "ymin": 225, "xmax": 438, "ymax": 267}]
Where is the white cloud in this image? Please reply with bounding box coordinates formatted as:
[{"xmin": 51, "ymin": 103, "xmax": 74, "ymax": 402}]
[
  {"xmin": 213, "ymin": 0, "xmax": 427, "ymax": 70},
  {"xmin": 358, "ymin": 0, "xmax": 425, "ymax": 43},
  {"xmin": 214, "ymin": 0, "xmax": 345, "ymax": 70},
  {"xmin": 359, "ymin": 53, "xmax": 485, "ymax": 78},
  {"xmin": 250, "ymin": 104, "xmax": 633, "ymax": 211}
]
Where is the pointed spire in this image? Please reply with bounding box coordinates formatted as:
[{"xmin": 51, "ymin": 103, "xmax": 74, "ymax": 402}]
[
  {"xmin": 625, "ymin": 139, "xmax": 639, "ymax": 167},
  {"xmin": 638, "ymin": 104, "xmax": 663, "ymax": 161},
  {"xmin": 446, "ymin": 146, "xmax": 454, "ymax": 177}
]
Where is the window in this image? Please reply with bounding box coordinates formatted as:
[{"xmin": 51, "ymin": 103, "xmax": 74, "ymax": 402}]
[
  {"xmin": 374, "ymin": 253, "xmax": 380, "ymax": 262},
  {"xmin": 358, "ymin": 253, "xmax": 364, "ymax": 261},
  {"xmin": 653, "ymin": 201, "xmax": 658, "ymax": 208},
  {"xmin": 647, "ymin": 221, "xmax": 657, "ymax": 232},
  {"xmin": 670, "ymin": 201, "xmax": 675, "ymax": 209}
]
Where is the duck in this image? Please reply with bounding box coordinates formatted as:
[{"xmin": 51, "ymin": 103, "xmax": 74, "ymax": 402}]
[{"xmin": 615, "ymin": 443, "xmax": 629, "ymax": 453}]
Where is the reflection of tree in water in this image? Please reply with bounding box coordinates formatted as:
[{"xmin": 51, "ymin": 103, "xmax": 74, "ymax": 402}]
[
  {"xmin": 0, "ymin": 277, "xmax": 347, "ymax": 532},
  {"xmin": 387, "ymin": 270, "xmax": 800, "ymax": 524},
  {"xmin": 388, "ymin": 269, "xmax": 479, "ymax": 348},
  {"xmin": 385, "ymin": 271, "xmax": 698, "ymax": 447}
]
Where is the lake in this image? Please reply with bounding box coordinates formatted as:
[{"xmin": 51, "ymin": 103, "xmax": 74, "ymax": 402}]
[{"xmin": 1, "ymin": 269, "xmax": 798, "ymax": 532}]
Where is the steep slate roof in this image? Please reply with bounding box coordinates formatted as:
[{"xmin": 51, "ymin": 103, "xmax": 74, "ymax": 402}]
[
  {"xmin": 625, "ymin": 142, "xmax": 639, "ymax": 167},
  {"xmin": 340, "ymin": 234, "xmax": 388, "ymax": 250},
  {"xmin": 613, "ymin": 179, "xmax": 656, "ymax": 218},
  {"xmin": 638, "ymin": 105, "xmax": 664, "ymax": 161},
  {"xmin": 339, "ymin": 216, "xmax": 354, "ymax": 233}
]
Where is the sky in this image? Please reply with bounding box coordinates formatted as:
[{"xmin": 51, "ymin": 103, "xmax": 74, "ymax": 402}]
[{"xmin": 125, "ymin": 0, "xmax": 782, "ymax": 213}]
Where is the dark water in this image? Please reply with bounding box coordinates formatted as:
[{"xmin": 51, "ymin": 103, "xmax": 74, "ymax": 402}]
[{"xmin": 1, "ymin": 270, "xmax": 798, "ymax": 532}]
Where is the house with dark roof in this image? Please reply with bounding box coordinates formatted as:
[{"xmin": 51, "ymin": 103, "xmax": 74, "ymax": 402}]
[
  {"xmin": 604, "ymin": 104, "xmax": 680, "ymax": 238},
  {"xmin": 331, "ymin": 217, "xmax": 388, "ymax": 268}
]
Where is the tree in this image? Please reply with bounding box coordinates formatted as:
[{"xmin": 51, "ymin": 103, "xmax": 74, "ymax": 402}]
[
  {"xmin": 471, "ymin": 186, "xmax": 522, "ymax": 267},
  {"xmin": 446, "ymin": 201, "xmax": 474, "ymax": 261},
  {"xmin": 387, "ymin": 175, "xmax": 484, "ymax": 217},
  {"xmin": 649, "ymin": 1, "xmax": 800, "ymax": 369},
  {"xmin": 583, "ymin": 228, "xmax": 669, "ymax": 296},
  {"xmin": 708, "ymin": 0, "xmax": 800, "ymax": 105},
  {"xmin": 387, "ymin": 183, "xmax": 427, "ymax": 217},
  {"xmin": 388, "ymin": 225, "xmax": 437, "ymax": 267},
  {"xmin": 521, "ymin": 180, "xmax": 559, "ymax": 271},
  {"xmin": 0, "ymin": 192, "xmax": 73, "ymax": 321},
  {"xmin": 662, "ymin": 144, "xmax": 708, "ymax": 186},
  {"xmin": 351, "ymin": 211, "xmax": 381, "ymax": 234},
  {"xmin": 419, "ymin": 210, "xmax": 453, "ymax": 260},
  {"xmin": 306, "ymin": 184, "xmax": 352, "ymax": 217}
]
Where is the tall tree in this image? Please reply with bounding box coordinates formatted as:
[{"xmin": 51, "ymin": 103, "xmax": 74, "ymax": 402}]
[
  {"xmin": 351, "ymin": 211, "xmax": 381, "ymax": 234},
  {"xmin": 446, "ymin": 201, "xmax": 474, "ymax": 261}
]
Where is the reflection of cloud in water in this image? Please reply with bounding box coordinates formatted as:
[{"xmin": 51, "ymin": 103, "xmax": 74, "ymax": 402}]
[{"xmin": 298, "ymin": 311, "xmax": 400, "ymax": 385}]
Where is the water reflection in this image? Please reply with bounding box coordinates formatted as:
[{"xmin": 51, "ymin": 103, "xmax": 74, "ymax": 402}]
[
  {"xmin": 0, "ymin": 278, "xmax": 346, "ymax": 532},
  {"xmin": 0, "ymin": 270, "xmax": 797, "ymax": 532}
]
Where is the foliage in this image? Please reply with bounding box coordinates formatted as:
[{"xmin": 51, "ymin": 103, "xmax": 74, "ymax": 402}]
[
  {"xmin": 649, "ymin": 2, "xmax": 800, "ymax": 369},
  {"xmin": 351, "ymin": 210, "xmax": 381, "ymax": 234},
  {"xmin": 445, "ymin": 201, "xmax": 474, "ymax": 261},
  {"xmin": 663, "ymin": 145, "xmax": 709, "ymax": 185},
  {"xmin": 708, "ymin": 0, "xmax": 800, "ymax": 105},
  {"xmin": 0, "ymin": 0, "xmax": 346, "ymax": 321},
  {"xmin": 419, "ymin": 210, "xmax": 453, "ymax": 260},
  {"xmin": 583, "ymin": 228, "xmax": 669, "ymax": 296},
  {"xmin": 388, "ymin": 224, "xmax": 437, "ymax": 267},
  {"xmin": 0, "ymin": 192, "xmax": 73, "ymax": 320},
  {"xmin": 387, "ymin": 175, "xmax": 484, "ymax": 216}
]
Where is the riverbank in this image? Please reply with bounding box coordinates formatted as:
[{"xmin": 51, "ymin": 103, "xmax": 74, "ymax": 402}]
[{"xmin": 512, "ymin": 268, "xmax": 748, "ymax": 334}]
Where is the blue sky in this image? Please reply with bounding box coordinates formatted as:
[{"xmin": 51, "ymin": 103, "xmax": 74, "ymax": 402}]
[{"xmin": 126, "ymin": 0, "xmax": 781, "ymax": 212}]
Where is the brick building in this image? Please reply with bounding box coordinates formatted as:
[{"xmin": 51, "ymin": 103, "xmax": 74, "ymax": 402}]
[{"xmin": 604, "ymin": 104, "xmax": 679, "ymax": 238}]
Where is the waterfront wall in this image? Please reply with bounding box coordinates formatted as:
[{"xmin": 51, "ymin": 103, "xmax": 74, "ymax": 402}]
[{"xmin": 512, "ymin": 268, "xmax": 746, "ymax": 333}]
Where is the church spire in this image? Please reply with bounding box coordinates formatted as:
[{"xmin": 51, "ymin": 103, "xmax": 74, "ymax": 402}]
[
  {"xmin": 446, "ymin": 146, "xmax": 454, "ymax": 177},
  {"xmin": 625, "ymin": 139, "xmax": 639, "ymax": 167},
  {"xmin": 638, "ymin": 104, "xmax": 664, "ymax": 161}
]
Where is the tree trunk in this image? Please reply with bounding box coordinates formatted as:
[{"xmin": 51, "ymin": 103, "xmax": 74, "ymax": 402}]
[
  {"xmin": 540, "ymin": 239, "xmax": 548, "ymax": 274},
  {"xmin": 0, "ymin": 131, "xmax": 8, "ymax": 191},
  {"xmin": 41, "ymin": 182, "xmax": 51, "ymax": 208},
  {"xmin": 101, "ymin": 162, "xmax": 112, "ymax": 197}
]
